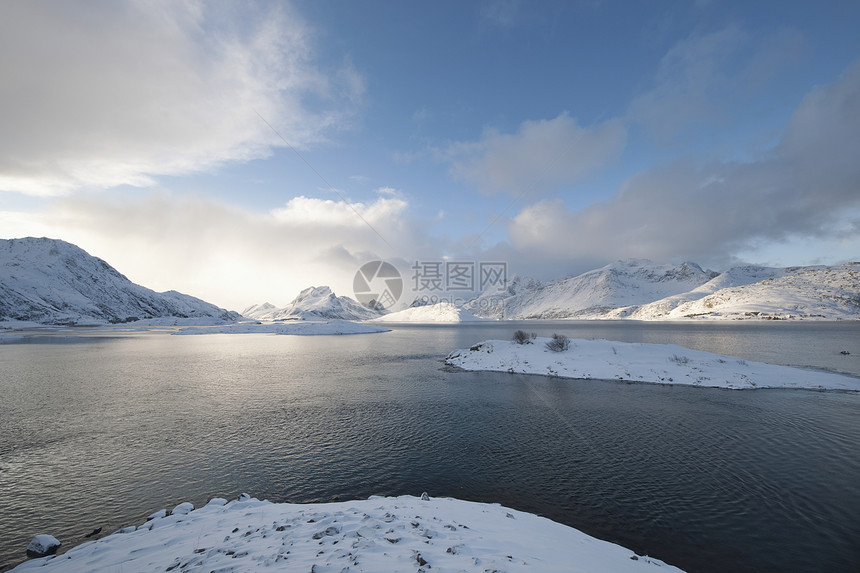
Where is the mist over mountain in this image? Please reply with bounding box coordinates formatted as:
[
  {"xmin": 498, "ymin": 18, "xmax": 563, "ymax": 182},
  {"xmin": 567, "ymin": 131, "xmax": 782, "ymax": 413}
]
[{"xmin": 4, "ymin": 238, "xmax": 856, "ymax": 326}]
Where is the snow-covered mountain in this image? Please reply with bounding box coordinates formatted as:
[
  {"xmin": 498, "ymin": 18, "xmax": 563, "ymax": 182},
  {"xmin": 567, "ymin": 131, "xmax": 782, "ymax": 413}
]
[
  {"xmin": 612, "ymin": 265, "xmax": 788, "ymax": 319},
  {"xmin": 371, "ymin": 301, "xmax": 484, "ymax": 323},
  {"xmin": 628, "ymin": 263, "xmax": 860, "ymax": 320},
  {"xmin": 466, "ymin": 260, "xmax": 717, "ymax": 319},
  {"xmin": 0, "ymin": 237, "xmax": 239, "ymax": 325},
  {"xmin": 466, "ymin": 259, "xmax": 860, "ymax": 320},
  {"xmin": 242, "ymin": 286, "xmax": 382, "ymax": 321}
]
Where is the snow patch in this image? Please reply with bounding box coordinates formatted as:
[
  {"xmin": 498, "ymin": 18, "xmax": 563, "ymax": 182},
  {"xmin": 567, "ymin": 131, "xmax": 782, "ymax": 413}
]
[{"xmin": 25, "ymin": 535, "xmax": 60, "ymax": 557}]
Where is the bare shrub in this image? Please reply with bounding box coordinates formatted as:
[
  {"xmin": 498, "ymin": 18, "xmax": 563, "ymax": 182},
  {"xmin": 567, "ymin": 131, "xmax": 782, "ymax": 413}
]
[
  {"xmin": 512, "ymin": 330, "xmax": 536, "ymax": 344},
  {"xmin": 545, "ymin": 333, "xmax": 570, "ymax": 352},
  {"xmin": 669, "ymin": 354, "xmax": 690, "ymax": 365}
]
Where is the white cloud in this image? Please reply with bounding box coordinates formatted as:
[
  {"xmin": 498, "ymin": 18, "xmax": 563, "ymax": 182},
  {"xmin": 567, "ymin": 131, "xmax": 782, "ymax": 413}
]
[
  {"xmin": 0, "ymin": 189, "xmax": 434, "ymax": 310},
  {"xmin": 508, "ymin": 58, "xmax": 860, "ymax": 270},
  {"xmin": 628, "ymin": 25, "xmax": 806, "ymax": 140},
  {"xmin": 0, "ymin": 0, "xmax": 361, "ymax": 196},
  {"xmin": 445, "ymin": 113, "xmax": 626, "ymax": 195},
  {"xmin": 480, "ymin": 0, "xmax": 522, "ymax": 29},
  {"xmin": 270, "ymin": 195, "xmax": 408, "ymax": 233}
]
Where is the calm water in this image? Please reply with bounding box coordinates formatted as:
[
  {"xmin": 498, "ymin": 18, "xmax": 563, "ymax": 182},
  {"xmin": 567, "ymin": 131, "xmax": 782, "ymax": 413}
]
[{"xmin": 0, "ymin": 321, "xmax": 858, "ymax": 572}]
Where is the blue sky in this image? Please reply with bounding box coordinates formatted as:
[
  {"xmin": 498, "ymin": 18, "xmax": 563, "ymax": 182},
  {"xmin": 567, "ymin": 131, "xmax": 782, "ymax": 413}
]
[{"xmin": 1, "ymin": 0, "xmax": 859, "ymax": 310}]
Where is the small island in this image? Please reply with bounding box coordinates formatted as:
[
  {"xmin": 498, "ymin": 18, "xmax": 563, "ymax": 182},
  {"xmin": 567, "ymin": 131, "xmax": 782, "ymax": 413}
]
[{"xmin": 446, "ymin": 335, "xmax": 860, "ymax": 391}]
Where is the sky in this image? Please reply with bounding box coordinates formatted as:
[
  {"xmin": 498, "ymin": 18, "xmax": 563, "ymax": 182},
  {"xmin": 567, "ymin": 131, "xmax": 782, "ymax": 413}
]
[{"xmin": 2, "ymin": 0, "xmax": 859, "ymax": 311}]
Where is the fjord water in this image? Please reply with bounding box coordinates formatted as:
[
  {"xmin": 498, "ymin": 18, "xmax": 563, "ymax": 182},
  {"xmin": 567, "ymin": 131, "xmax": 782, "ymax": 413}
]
[{"xmin": 1, "ymin": 322, "xmax": 858, "ymax": 572}]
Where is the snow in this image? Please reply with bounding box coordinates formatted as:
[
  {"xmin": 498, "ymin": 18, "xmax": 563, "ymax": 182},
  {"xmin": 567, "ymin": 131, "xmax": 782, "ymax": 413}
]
[
  {"xmin": 649, "ymin": 264, "xmax": 860, "ymax": 320},
  {"xmin": 372, "ymin": 302, "xmax": 486, "ymax": 323},
  {"xmin": 242, "ymin": 286, "xmax": 382, "ymax": 322},
  {"xmin": 173, "ymin": 320, "xmax": 390, "ymax": 336},
  {"xmin": 446, "ymin": 338, "xmax": 860, "ymax": 391},
  {"xmin": 25, "ymin": 535, "xmax": 60, "ymax": 557},
  {"xmin": 467, "ymin": 260, "xmax": 716, "ymax": 320},
  {"xmin": 465, "ymin": 260, "xmax": 860, "ymax": 321},
  {"xmin": 171, "ymin": 502, "xmax": 194, "ymax": 515},
  {"xmin": 11, "ymin": 495, "xmax": 683, "ymax": 572}
]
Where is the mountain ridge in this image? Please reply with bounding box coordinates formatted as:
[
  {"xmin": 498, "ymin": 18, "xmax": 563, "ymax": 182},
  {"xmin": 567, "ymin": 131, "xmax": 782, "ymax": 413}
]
[
  {"xmin": 466, "ymin": 259, "xmax": 719, "ymax": 319},
  {"xmin": 3, "ymin": 238, "xmax": 856, "ymax": 325},
  {"xmin": 467, "ymin": 259, "xmax": 860, "ymax": 320}
]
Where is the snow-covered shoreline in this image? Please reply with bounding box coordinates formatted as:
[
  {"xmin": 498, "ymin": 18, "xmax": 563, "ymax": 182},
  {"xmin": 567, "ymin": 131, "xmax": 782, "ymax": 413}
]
[
  {"xmin": 0, "ymin": 320, "xmax": 390, "ymax": 339},
  {"xmin": 446, "ymin": 338, "xmax": 860, "ymax": 391},
  {"xmin": 12, "ymin": 494, "xmax": 682, "ymax": 572},
  {"xmin": 172, "ymin": 320, "xmax": 390, "ymax": 335}
]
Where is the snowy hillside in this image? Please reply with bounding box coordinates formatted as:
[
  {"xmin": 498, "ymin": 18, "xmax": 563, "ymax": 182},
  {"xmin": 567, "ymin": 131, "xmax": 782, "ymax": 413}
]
[
  {"xmin": 634, "ymin": 263, "xmax": 860, "ymax": 320},
  {"xmin": 371, "ymin": 301, "xmax": 485, "ymax": 323},
  {"xmin": 242, "ymin": 286, "xmax": 382, "ymax": 321},
  {"xmin": 466, "ymin": 259, "xmax": 859, "ymax": 321},
  {"xmin": 614, "ymin": 265, "xmax": 788, "ymax": 319},
  {"xmin": 467, "ymin": 260, "xmax": 716, "ymax": 319},
  {"xmin": 0, "ymin": 238, "xmax": 239, "ymax": 326}
]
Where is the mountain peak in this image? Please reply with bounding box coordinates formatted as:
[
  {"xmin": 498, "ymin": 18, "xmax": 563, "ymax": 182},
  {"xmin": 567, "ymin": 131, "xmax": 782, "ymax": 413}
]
[{"xmin": 244, "ymin": 285, "xmax": 381, "ymax": 322}]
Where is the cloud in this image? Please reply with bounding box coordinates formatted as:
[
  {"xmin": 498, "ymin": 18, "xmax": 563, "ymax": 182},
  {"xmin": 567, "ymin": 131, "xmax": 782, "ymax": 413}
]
[
  {"xmin": 0, "ymin": 1, "xmax": 361, "ymax": 196},
  {"xmin": 270, "ymin": 195, "xmax": 408, "ymax": 233},
  {"xmin": 445, "ymin": 113, "xmax": 626, "ymax": 195},
  {"xmin": 629, "ymin": 25, "xmax": 806, "ymax": 140},
  {"xmin": 508, "ymin": 58, "xmax": 860, "ymax": 269},
  {"xmin": 1, "ymin": 190, "xmax": 426, "ymax": 310},
  {"xmin": 479, "ymin": 0, "xmax": 522, "ymax": 30}
]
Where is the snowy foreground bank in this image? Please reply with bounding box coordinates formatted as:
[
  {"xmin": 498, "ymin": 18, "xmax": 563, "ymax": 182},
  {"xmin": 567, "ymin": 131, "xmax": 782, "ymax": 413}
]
[
  {"xmin": 172, "ymin": 320, "xmax": 389, "ymax": 336},
  {"xmin": 446, "ymin": 338, "xmax": 860, "ymax": 391},
  {"xmin": 13, "ymin": 495, "xmax": 682, "ymax": 573}
]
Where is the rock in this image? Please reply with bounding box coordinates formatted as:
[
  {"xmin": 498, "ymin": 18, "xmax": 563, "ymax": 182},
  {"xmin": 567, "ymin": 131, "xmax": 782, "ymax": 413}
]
[
  {"xmin": 113, "ymin": 526, "xmax": 136, "ymax": 534},
  {"xmin": 420, "ymin": 492, "xmax": 430, "ymax": 501},
  {"xmin": 238, "ymin": 493, "xmax": 251, "ymax": 502},
  {"xmin": 26, "ymin": 534, "xmax": 61, "ymax": 557},
  {"xmin": 171, "ymin": 502, "xmax": 194, "ymax": 515},
  {"xmin": 147, "ymin": 509, "xmax": 167, "ymax": 520},
  {"xmin": 84, "ymin": 527, "xmax": 102, "ymax": 538}
]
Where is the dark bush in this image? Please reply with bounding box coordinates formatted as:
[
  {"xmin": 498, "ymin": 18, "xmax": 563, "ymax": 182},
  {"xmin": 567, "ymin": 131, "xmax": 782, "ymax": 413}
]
[
  {"xmin": 545, "ymin": 333, "xmax": 570, "ymax": 352},
  {"xmin": 512, "ymin": 330, "xmax": 536, "ymax": 344}
]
